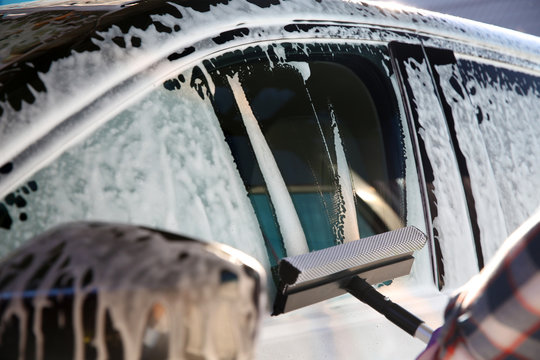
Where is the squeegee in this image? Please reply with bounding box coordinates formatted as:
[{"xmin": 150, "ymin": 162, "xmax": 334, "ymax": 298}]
[{"xmin": 273, "ymin": 226, "xmax": 433, "ymax": 343}]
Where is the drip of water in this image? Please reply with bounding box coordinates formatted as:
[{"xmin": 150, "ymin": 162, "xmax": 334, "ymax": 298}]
[
  {"xmin": 329, "ymin": 105, "xmax": 360, "ymax": 243},
  {"xmin": 227, "ymin": 73, "xmax": 309, "ymax": 257}
]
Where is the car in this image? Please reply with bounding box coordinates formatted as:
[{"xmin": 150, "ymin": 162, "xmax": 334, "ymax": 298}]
[{"xmin": 1, "ymin": 0, "xmax": 540, "ymax": 358}]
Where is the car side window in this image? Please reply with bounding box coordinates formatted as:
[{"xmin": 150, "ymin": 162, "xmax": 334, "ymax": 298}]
[
  {"xmin": 455, "ymin": 59, "xmax": 540, "ymax": 235},
  {"xmin": 0, "ymin": 42, "xmax": 427, "ymax": 282},
  {"xmin": 199, "ymin": 43, "xmax": 408, "ymax": 266},
  {"xmin": 431, "ymin": 56, "xmax": 540, "ymax": 263}
]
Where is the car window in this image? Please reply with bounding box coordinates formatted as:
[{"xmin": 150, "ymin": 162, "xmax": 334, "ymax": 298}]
[
  {"xmin": 429, "ymin": 56, "xmax": 540, "ymax": 264},
  {"xmin": 0, "ymin": 71, "xmax": 270, "ymax": 267},
  {"xmin": 454, "ymin": 59, "xmax": 540, "ymax": 236},
  {"xmin": 0, "ymin": 42, "xmax": 427, "ymax": 283},
  {"xmin": 200, "ymin": 43, "xmax": 407, "ymax": 266}
]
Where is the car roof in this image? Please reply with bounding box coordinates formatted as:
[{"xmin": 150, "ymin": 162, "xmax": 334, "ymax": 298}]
[{"xmin": 2, "ymin": 0, "xmax": 539, "ymax": 66}]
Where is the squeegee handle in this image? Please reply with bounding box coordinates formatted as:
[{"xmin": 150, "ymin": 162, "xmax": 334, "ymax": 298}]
[{"xmin": 346, "ymin": 277, "xmax": 432, "ymax": 343}]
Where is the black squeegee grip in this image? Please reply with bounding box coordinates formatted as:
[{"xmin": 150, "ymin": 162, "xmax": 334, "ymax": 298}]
[{"xmin": 346, "ymin": 276, "xmax": 423, "ymax": 337}]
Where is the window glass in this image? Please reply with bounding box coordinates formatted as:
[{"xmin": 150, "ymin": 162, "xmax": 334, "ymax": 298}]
[
  {"xmin": 0, "ymin": 42, "xmax": 414, "ymax": 279},
  {"xmin": 0, "ymin": 71, "xmax": 270, "ymax": 269},
  {"xmin": 452, "ymin": 58, "xmax": 540, "ymax": 239},
  {"xmin": 202, "ymin": 43, "xmax": 407, "ymax": 266}
]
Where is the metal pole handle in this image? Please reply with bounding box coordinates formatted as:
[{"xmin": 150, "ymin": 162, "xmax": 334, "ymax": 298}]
[{"xmin": 345, "ymin": 276, "xmax": 433, "ymax": 343}]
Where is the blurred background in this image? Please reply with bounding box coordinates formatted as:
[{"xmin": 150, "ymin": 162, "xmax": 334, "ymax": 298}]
[{"xmin": 373, "ymin": 0, "xmax": 540, "ymax": 36}]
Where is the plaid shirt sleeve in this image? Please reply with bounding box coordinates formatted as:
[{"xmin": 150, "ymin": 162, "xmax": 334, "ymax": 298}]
[{"xmin": 425, "ymin": 212, "xmax": 540, "ymax": 360}]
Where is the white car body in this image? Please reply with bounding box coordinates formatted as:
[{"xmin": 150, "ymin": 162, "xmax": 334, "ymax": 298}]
[{"xmin": 1, "ymin": 0, "xmax": 540, "ymax": 358}]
